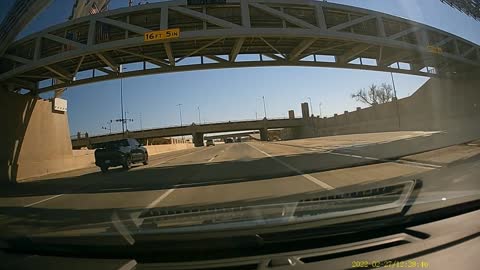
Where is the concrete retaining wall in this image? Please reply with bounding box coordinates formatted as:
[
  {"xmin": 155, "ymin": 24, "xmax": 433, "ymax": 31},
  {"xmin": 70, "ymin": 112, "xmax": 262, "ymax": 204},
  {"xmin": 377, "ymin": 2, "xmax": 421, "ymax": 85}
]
[
  {"xmin": 1, "ymin": 92, "xmax": 74, "ymax": 182},
  {"xmin": 282, "ymin": 78, "xmax": 480, "ymax": 139}
]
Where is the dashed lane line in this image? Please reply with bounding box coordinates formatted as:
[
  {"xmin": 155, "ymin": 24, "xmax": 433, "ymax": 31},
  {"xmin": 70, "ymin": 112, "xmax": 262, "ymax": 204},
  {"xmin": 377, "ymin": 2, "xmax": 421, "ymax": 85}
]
[
  {"xmin": 23, "ymin": 194, "xmax": 65, "ymax": 207},
  {"xmin": 23, "ymin": 148, "xmax": 211, "ymax": 208},
  {"xmin": 328, "ymin": 152, "xmax": 442, "ymax": 169},
  {"xmin": 145, "ymin": 189, "xmax": 176, "ymax": 210},
  {"xmin": 247, "ymin": 143, "xmax": 334, "ymax": 190}
]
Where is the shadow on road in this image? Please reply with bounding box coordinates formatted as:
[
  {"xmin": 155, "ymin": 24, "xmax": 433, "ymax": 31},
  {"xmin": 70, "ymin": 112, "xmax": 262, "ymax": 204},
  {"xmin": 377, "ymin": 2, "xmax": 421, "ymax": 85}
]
[{"xmin": 0, "ymin": 131, "xmax": 477, "ymax": 199}]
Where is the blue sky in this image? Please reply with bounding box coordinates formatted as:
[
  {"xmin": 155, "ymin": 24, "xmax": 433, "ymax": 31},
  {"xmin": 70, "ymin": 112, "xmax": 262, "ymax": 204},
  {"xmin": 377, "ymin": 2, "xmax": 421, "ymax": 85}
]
[{"xmin": 1, "ymin": 0, "xmax": 479, "ymax": 135}]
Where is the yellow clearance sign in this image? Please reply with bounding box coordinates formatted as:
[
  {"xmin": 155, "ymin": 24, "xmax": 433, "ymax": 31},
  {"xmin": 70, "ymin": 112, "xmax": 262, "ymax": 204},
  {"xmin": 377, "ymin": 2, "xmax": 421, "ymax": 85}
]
[{"xmin": 144, "ymin": 28, "xmax": 180, "ymax": 42}]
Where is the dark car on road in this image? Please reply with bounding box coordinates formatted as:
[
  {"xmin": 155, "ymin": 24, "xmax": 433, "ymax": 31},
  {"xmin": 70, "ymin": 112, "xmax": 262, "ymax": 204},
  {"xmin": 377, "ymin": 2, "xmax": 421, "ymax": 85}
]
[
  {"xmin": 206, "ymin": 139, "xmax": 215, "ymax": 146},
  {"xmin": 94, "ymin": 138, "xmax": 148, "ymax": 173}
]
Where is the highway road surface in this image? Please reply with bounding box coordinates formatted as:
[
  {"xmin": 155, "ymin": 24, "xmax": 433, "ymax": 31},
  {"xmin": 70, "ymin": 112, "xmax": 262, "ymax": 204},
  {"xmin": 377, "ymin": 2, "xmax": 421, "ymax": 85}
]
[{"xmin": 0, "ymin": 131, "xmax": 479, "ymax": 236}]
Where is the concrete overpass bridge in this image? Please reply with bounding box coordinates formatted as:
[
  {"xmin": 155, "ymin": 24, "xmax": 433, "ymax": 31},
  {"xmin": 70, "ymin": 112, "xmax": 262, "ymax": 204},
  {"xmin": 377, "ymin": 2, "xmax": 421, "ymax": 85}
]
[
  {"xmin": 72, "ymin": 118, "xmax": 304, "ymax": 148},
  {"xmin": 1, "ymin": 0, "xmax": 479, "ymax": 93},
  {"xmin": 204, "ymin": 131, "xmax": 260, "ymax": 141},
  {"xmin": 1, "ymin": 0, "xmax": 479, "ymax": 182}
]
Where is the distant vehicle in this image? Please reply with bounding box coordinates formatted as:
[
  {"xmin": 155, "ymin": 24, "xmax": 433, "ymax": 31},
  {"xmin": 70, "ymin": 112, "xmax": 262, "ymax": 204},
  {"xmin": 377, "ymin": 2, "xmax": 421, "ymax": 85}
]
[
  {"xmin": 206, "ymin": 139, "xmax": 215, "ymax": 147},
  {"xmin": 94, "ymin": 138, "xmax": 148, "ymax": 173},
  {"xmin": 225, "ymin": 137, "xmax": 234, "ymax": 143},
  {"xmin": 235, "ymin": 137, "xmax": 242, "ymax": 143}
]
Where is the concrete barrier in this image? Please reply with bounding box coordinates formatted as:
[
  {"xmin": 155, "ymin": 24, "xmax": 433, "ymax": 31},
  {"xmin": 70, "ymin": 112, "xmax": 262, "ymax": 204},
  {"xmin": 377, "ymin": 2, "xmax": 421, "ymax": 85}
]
[
  {"xmin": 17, "ymin": 143, "xmax": 194, "ymax": 181},
  {"xmin": 144, "ymin": 143, "xmax": 194, "ymax": 155}
]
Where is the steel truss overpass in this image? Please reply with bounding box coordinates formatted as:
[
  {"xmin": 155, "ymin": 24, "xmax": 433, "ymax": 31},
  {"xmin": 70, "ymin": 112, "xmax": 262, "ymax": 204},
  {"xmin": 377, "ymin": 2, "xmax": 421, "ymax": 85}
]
[{"xmin": 1, "ymin": 0, "xmax": 479, "ymax": 94}]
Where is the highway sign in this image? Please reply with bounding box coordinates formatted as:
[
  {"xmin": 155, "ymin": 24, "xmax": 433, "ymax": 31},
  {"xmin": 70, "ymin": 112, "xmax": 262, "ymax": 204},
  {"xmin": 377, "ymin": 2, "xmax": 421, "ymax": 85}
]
[{"xmin": 144, "ymin": 28, "xmax": 180, "ymax": 42}]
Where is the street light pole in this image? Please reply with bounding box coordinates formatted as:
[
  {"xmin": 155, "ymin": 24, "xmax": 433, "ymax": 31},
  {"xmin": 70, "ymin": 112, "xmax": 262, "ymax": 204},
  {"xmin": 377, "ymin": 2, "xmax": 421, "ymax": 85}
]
[
  {"xmin": 177, "ymin": 104, "xmax": 183, "ymax": 127},
  {"xmin": 390, "ymin": 72, "xmax": 398, "ymax": 99},
  {"xmin": 307, "ymin": 97, "xmax": 313, "ymax": 116},
  {"xmin": 120, "ymin": 76, "xmax": 125, "ymax": 134},
  {"xmin": 390, "ymin": 72, "xmax": 401, "ymax": 128},
  {"xmin": 197, "ymin": 106, "xmax": 201, "ymax": 124},
  {"xmin": 262, "ymin": 96, "xmax": 267, "ymax": 119}
]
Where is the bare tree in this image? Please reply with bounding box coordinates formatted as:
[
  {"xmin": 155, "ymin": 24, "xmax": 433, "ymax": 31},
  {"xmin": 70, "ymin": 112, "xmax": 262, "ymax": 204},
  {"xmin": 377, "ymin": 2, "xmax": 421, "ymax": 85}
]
[{"xmin": 351, "ymin": 83, "xmax": 395, "ymax": 106}]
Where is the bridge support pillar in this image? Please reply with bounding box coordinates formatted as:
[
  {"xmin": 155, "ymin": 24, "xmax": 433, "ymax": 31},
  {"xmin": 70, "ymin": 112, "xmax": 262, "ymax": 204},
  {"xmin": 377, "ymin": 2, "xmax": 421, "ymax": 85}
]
[
  {"xmin": 193, "ymin": 132, "xmax": 205, "ymax": 147},
  {"xmin": 259, "ymin": 128, "xmax": 269, "ymax": 141},
  {"xmin": 1, "ymin": 91, "xmax": 73, "ymax": 182}
]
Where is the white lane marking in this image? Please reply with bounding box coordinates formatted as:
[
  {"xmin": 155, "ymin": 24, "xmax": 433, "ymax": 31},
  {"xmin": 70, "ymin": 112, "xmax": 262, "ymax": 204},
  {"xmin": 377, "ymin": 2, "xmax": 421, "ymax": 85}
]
[
  {"xmin": 117, "ymin": 260, "xmax": 137, "ymax": 270},
  {"xmin": 247, "ymin": 143, "xmax": 334, "ymax": 190},
  {"xmin": 208, "ymin": 156, "xmax": 217, "ymax": 162},
  {"xmin": 329, "ymin": 152, "xmax": 380, "ymax": 161},
  {"xmin": 137, "ymin": 147, "xmax": 210, "ymax": 169},
  {"xmin": 133, "ymin": 186, "xmax": 176, "ymax": 227},
  {"xmin": 24, "ymin": 194, "xmax": 64, "ymax": 207},
  {"xmin": 146, "ymin": 189, "xmax": 175, "ymax": 209},
  {"xmin": 142, "ymin": 147, "xmax": 221, "ymax": 210},
  {"xmin": 395, "ymin": 160, "xmax": 442, "ymax": 169},
  {"xmin": 329, "ymin": 152, "xmax": 442, "ymax": 169}
]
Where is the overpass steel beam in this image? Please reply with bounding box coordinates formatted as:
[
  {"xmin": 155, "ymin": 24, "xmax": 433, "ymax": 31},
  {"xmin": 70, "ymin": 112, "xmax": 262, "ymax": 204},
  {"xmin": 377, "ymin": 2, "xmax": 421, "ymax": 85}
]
[
  {"xmin": 44, "ymin": 65, "xmax": 72, "ymax": 80},
  {"xmin": 177, "ymin": 38, "xmax": 224, "ymax": 63},
  {"xmin": 38, "ymin": 58, "xmax": 441, "ymax": 93},
  {"xmin": 96, "ymin": 53, "xmax": 119, "ymax": 72},
  {"xmin": 3, "ymin": 26, "xmax": 477, "ymax": 84},
  {"xmin": 164, "ymin": 43, "xmax": 175, "ymax": 66},
  {"xmin": 204, "ymin": 55, "xmax": 228, "ymax": 63},
  {"xmin": 230, "ymin": 38, "xmax": 245, "ymax": 62},
  {"xmin": 117, "ymin": 49, "xmax": 170, "ymax": 68},
  {"xmin": 1, "ymin": 0, "xmax": 479, "ymax": 93},
  {"xmin": 328, "ymin": 14, "xmax": 376, "ymax": 31},
  {"xmin": 289, "ymin": 38, "xmax": 317, "ymax": 61},
  {"xmin": 44, "ymin": 33, "xmax": 86, "ymax": 49},
  {"xmin": 338, "ymin": 44, "xmax": 373, "ymax": 64},
  {"xmin": 3, "ymin": 54, "xmax": 31, "ymax": 64},
  {"xmin": 249, "ymin": 3, "xmax": 318, "ymax": 29},
  {"xmin": 169, "ymin": 6, "xmax": 241, "ymax": 29},
  {"xmin": 97, "ymin": 17, "xmax": 151, "ymax": 35}
]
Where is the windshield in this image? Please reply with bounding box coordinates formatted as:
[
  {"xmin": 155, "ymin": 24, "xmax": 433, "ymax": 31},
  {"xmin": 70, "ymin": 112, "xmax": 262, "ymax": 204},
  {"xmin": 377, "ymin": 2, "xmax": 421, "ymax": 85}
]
[{"xmin": 0, "ymin": 0, "xmax": 479, "ymax": 263}]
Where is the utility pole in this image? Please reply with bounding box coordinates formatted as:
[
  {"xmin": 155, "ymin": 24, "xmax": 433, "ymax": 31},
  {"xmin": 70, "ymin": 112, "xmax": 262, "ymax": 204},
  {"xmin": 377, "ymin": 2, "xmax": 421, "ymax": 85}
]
[
  {"xmin": 124, "ymin": 111, "xmax": 134, "ymax": 132},
  {"xmin": 319, "ymin": 102, "xmax": 322, "ymax": 118},
  {"xmin": 262, "ymin": 96, "xmax": 267, "ymax": 119},
  {"xmin": 139, "ymin": 113, "xmax": 143, "ymax": 131}
]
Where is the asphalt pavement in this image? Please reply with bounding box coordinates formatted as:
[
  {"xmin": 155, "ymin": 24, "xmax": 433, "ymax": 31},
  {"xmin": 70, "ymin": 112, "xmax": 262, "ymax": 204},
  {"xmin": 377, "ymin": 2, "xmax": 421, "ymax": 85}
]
[{"xmin": 0, "ymin": 131, "xmax": 479, "ymax": 236}]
